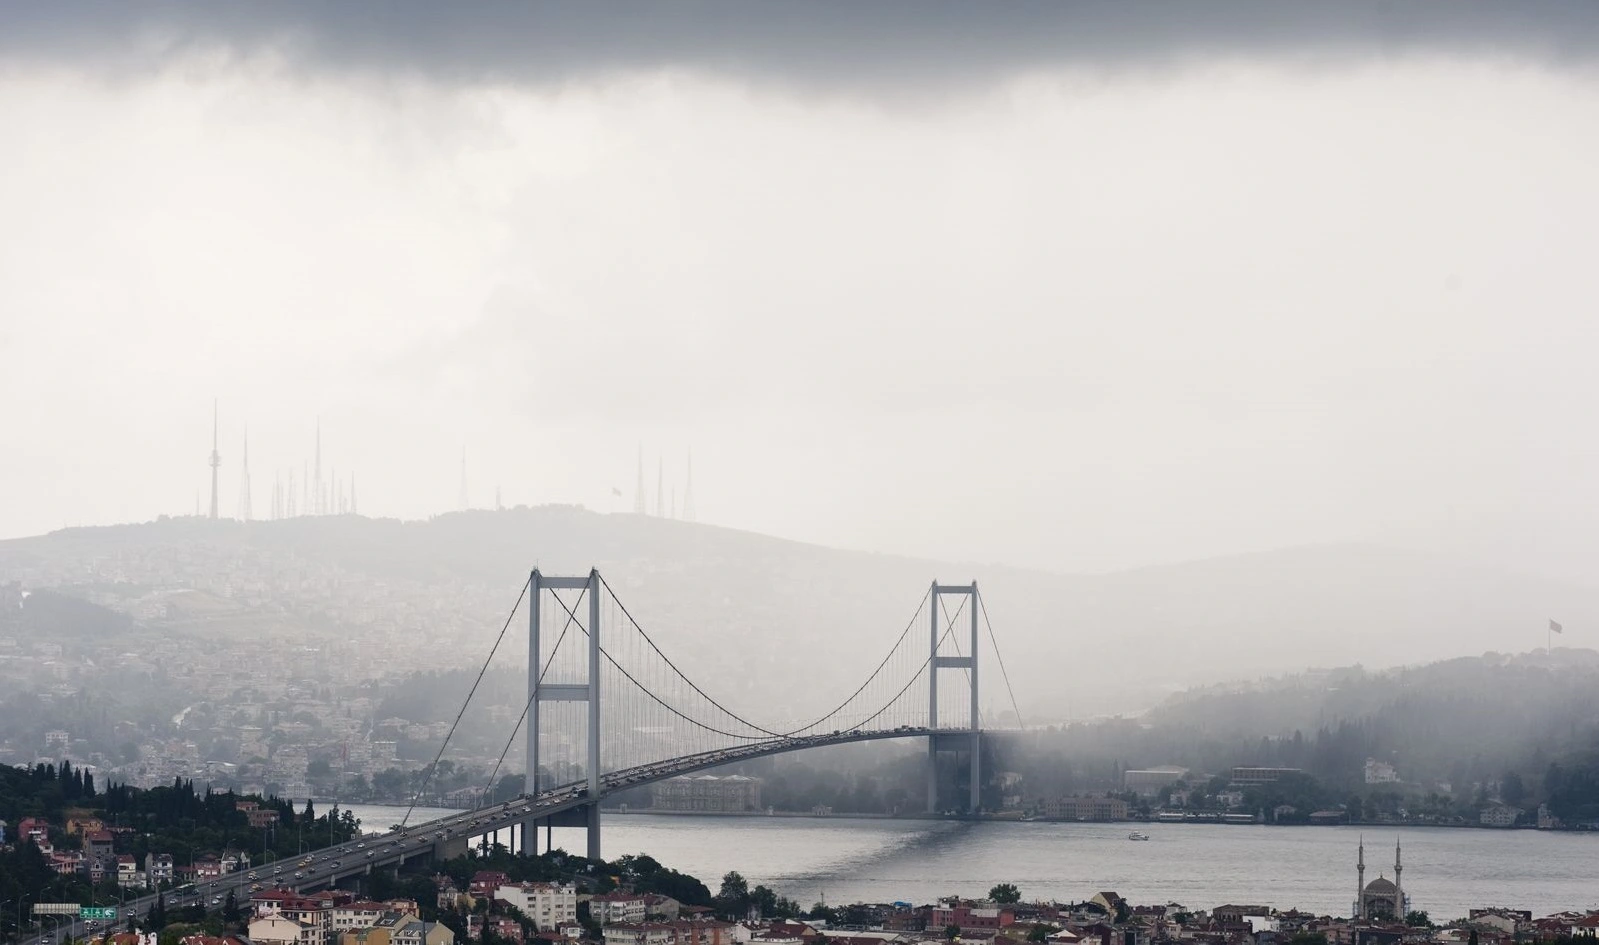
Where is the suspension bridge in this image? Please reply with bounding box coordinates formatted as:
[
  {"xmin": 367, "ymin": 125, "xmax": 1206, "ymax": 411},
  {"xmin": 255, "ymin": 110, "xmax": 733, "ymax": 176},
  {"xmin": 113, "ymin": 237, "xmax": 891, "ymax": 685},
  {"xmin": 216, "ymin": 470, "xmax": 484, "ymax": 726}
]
[{"xmin": 398, "ymin": 569, "xmax": 1022, "ymax": 865}]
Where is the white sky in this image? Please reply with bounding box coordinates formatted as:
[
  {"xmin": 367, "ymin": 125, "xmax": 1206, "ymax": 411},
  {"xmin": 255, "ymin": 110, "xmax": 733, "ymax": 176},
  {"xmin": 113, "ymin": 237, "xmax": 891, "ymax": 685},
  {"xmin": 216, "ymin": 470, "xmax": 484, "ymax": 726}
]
[{"xmin": 3, "ymin": 36, "xmax": 1599, "ymax": 577}]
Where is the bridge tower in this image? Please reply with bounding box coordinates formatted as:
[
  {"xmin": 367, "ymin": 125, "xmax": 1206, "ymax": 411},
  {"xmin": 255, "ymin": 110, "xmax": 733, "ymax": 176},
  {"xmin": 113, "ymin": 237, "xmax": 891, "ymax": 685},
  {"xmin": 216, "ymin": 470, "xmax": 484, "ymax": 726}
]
[
  {"xmin": 522, "ymin": 569, "xmax": 603, "ymax": 860},
  {"xmin": 928, "ymin": 581, "xmax": 981, "ymax": 814}
]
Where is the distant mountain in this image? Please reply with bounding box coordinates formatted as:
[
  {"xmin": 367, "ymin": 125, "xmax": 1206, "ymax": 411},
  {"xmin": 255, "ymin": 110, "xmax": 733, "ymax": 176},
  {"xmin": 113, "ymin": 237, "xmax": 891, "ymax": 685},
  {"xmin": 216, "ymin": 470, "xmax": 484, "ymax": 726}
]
[{"xmin": 2, "ymin": 509, "xmax": 1596, "ymax": 719}]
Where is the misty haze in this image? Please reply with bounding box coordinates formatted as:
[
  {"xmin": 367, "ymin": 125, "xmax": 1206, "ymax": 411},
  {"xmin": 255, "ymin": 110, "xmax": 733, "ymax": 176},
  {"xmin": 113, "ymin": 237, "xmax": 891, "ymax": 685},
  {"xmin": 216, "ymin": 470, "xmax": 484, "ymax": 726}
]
[{"xmin": 4, "ymin": 4, "xmax": 1599, "ymax": 945}]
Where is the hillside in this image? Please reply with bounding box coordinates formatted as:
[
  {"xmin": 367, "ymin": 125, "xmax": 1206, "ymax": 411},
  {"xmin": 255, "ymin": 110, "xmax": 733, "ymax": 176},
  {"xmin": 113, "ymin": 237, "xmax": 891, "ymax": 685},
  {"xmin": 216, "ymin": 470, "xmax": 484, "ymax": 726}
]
[
  {"xmin": 1142, "ymin": 649, "xmax": 1599, "ymax": 787},
  {"xmin": 3, "ymin": 508, "xmax": 1598, "ymax": 720}
]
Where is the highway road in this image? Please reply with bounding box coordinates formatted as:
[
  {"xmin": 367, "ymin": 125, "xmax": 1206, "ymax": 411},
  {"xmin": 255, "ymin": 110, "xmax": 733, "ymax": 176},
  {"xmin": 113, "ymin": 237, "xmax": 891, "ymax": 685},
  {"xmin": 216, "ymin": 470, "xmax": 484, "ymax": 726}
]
[{"xmin": 11, "ymin": 726, "xmax": 953, "ymax": 945}]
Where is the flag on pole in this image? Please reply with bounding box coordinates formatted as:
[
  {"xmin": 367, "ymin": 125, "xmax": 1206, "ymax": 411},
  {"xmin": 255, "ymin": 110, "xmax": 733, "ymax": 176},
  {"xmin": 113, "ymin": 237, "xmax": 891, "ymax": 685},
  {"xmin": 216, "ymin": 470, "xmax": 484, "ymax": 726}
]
[{"xmin": 1550, "ymin": 619, "xmax": 1564, "ymax": 634}]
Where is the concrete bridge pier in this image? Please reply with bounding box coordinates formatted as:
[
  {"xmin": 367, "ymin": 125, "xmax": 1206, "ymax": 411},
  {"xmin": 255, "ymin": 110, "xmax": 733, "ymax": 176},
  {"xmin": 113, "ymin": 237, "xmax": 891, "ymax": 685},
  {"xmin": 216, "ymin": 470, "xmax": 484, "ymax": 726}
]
[{"xmin": 435, "ymin": 834, "xmax": 470, "ymax": 861}]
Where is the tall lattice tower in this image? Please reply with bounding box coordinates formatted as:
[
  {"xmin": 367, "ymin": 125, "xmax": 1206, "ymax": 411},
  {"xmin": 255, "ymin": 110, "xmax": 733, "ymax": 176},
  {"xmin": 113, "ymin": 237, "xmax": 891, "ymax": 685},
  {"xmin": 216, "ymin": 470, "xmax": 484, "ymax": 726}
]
[
  {"xmin": 682, "ymin": 449, "xmax": 695, "ymax": 523},
  {"xmin": 314, "ymin": 419, "xmax": 323, "ymax": 515},
  {"xmin": 237, "ymin": 426, "xmax": 253, "ymax": 521},
  {"xmin": 458, "ymin": 446, "xmax": 469, "ymax": 510},
  {"xmin": 207, "ymin": 401, "xmax": 221, "ymax": 520},
  {"xmin": 633, "ymin": 445, "xmax": 647, "ymax": 514},
  {"xmin": 656, "ymin": 456, "xmax": 664, "ymax": 518}
]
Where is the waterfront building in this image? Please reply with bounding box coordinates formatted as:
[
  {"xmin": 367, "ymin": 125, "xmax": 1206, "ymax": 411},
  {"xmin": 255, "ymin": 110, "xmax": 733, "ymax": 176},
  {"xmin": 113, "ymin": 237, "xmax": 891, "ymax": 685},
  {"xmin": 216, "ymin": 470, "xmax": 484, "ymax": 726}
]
[
  {"xmin": 650, "ymin": 774, "xmax": 762, "ymax": 813},
  {"xmin": 1230, "ymin": 767, "xmax": 1301, "ymax": 786},
  {"xmin": 1480, "ymin": 806, "xmax": 1521, "ymax": 827},
  {"xmin": 1041, "ymin": 796, "xmax": 1129, "ymax": 821},
  {"xmin": 1123, "ymin": 768, "xmax": 1187, "ymax": 797}
]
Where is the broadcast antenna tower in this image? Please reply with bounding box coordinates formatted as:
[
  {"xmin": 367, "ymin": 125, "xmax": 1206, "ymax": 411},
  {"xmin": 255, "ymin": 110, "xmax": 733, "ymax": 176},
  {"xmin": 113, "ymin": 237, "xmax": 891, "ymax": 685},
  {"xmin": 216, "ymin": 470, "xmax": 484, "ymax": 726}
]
[
  {"xmin": 683, "ymin": 449, "xmax": 695, "ymax": 523},
  {"xmin": 237, "ymin": 426, "xmax": 253, "ymax": 521},
  {"xmin": 458, "ymin": 446, "xmax": 469, "ymax": 510},
  {"xmin": 314, "ymin": 419, "xmax": 323, "ymax": 515},
  {"xmin": 208, "ymin": 400, "xmax": 221, "ymax": 520},
  {"xmin": 633, "ymin": 445, "xmax": 646, "ymax": 514}
]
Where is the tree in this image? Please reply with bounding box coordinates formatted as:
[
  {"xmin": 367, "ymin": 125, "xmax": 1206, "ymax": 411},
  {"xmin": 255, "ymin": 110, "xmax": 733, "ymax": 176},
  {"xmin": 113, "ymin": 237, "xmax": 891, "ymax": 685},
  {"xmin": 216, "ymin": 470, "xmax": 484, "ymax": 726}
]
[
  {"xmin": 223, "ymin": 890, "xmax": 241, "ymax": 924},
  {"xmin": 1027, "ymin": 925, "xmax": 1053, "ymax": 942},
  {"xmin": 989, "ymin": 884, "xmax": 1021, "ymax": 905},
  {"xmin": 145, "ymin": 893, "xmax": 167, "ymax": 933},
  {"xmin": 1405, "ymin": 911, "xmax": 1430, "ymax": 928},
  {"xmin": 944, "ymin": 925, "xmax": 961, "ymax": 940},
  {"xmin": 716, "ymin": 871, "xmax": 751, "ymax": 919}
]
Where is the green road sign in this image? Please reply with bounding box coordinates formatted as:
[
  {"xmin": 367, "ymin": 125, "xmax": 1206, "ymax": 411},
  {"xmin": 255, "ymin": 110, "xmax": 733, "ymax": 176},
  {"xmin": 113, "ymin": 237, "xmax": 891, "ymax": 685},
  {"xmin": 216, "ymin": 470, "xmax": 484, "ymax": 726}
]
[{"xmin": 79, "ymin": 907, "xmax": 117, "ymax": 920}]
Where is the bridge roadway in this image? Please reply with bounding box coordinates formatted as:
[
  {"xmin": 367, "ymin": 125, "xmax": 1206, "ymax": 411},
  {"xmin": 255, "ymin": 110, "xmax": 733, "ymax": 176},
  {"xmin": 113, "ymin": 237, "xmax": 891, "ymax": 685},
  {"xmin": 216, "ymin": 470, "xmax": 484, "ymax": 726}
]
[{"xmin": 15, "ymin": 726, "xmax": 975, "ymax": 945}]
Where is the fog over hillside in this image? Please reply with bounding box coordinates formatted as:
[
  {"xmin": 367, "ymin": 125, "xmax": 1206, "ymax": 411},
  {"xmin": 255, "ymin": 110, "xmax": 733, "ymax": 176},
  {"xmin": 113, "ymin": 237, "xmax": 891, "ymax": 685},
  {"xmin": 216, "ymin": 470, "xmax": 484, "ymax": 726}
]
[{"xmin": 2, "ymin": 508, "xmax": 1591, "ymax": 719}]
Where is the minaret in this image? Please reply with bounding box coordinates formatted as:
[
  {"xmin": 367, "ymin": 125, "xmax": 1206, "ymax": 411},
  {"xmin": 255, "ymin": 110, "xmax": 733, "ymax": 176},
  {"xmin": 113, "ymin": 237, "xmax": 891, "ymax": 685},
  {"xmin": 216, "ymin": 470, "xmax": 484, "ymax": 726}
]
[
  {"xmin": 683, "ymin": 449, "xmax": 695, "ymax": 523},
  {"xmin": 1356, "ymin": 835, "xmax": 1365, "ymax": 919},
  {"xmin": 238, "ymin": 427, "xmax": 253, "ymax": 522},
  {"xmin": 208, "ymin": 401, "xmax": 221, "ymax": 520},
  {"xmin": 1394, "ymin": 837, "xmax": 1403, "ymax": 919},
  {"xmin": 634, "ymin": 445, "xmax": 647, "ymax": 514}
]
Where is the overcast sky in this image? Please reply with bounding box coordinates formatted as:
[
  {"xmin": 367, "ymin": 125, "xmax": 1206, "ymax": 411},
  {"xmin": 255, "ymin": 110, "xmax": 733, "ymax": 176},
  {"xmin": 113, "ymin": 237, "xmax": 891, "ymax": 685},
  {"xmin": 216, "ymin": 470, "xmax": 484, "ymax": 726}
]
[{"xmin": 3, "ymin": 2, "xmax": 1599, "ymax": 578}]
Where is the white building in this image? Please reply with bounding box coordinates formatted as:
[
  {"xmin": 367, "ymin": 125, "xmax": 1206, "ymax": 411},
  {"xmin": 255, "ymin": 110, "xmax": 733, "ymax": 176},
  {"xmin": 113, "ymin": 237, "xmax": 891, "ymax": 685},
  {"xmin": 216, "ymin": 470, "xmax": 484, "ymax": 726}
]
[
  {"xmin": 589, "ymin": 894, "xmax": 648, "ymax": 926},
  {"xmin": 602, "ymin": 925, "xmax": 675, "ymax": 945},
  {"xmin": 1480, "ymin": 805, "xmax": 1521, "ymax": 827},
  {"xmin": 496, "ymin": 882, "xmax": 577, "ymax": 930},
  {"xmin": 331, "ymin": 901, "xmax": 390, "ymax": 931},
  {"xmin": 251, "ymin": 914, "xmax": 320, "ymax": 945},
  {"xmin": 1364, "ymin": 760, "xmax": 1399, "ymax": 784}
]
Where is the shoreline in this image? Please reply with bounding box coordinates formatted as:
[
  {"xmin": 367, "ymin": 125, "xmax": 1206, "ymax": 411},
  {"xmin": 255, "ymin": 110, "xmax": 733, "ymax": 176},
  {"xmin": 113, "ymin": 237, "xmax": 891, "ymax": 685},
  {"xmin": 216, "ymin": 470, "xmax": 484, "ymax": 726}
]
[
  {"xmin": 329, "ymin": 800, "xmax": 1596, "ymax": 833},
  {"xmin": 601, "ymin": 808, "xmax": 1592, "ymax": 832}
]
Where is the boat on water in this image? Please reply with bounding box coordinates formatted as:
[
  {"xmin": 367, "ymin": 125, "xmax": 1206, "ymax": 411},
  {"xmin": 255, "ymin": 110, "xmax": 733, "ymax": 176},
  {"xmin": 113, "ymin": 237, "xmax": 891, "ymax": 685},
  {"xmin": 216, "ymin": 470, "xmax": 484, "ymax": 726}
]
[{"xmin": 1128, "ymin": 831, "xmax": 1150, "ymax": 841}]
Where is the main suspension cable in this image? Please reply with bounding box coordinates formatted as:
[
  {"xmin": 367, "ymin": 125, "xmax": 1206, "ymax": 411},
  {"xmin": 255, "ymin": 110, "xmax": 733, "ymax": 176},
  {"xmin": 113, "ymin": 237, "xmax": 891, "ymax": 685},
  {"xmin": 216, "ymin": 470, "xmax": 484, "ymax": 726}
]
[
  {"xmin": 846, "ymin": 596, "xmax": 967, "ymax": 733},
  {"xmin": 548, "ymin": 587, "xmax": 770, "ymax": 741},
  {"xmin": 596, "ymin": 572, "xmax": 786, "ymax": 737},
  {"xmin": 401, "ymin": 573, "xmax": 531, "ymax": 827},
  {"xmin": 479, "ymin": 587, "xmax": 586, "ymax": 805},
  {"xmin": 979, "ymin": 591, "xmax": 1024, "ymax": 728},
  {"xmin": 785, "ymin": 586, "xmax": 932, "ymax": 735}
]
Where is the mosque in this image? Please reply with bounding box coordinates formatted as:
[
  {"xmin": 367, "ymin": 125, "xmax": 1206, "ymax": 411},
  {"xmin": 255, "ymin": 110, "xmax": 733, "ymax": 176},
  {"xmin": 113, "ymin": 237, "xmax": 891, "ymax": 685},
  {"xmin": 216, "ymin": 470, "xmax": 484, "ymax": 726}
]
[{"xmin": 1354, "ymin": 837, "xmax": 1410, "ymax": 920}]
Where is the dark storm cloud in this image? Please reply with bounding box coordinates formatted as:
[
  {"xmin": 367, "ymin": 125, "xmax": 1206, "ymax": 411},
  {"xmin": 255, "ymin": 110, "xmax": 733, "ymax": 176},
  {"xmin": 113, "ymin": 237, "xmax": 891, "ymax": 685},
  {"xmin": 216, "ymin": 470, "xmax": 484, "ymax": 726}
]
[{"xmin": 2, "ymin": 1, "xmax": 1598, "ymax": 88}]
